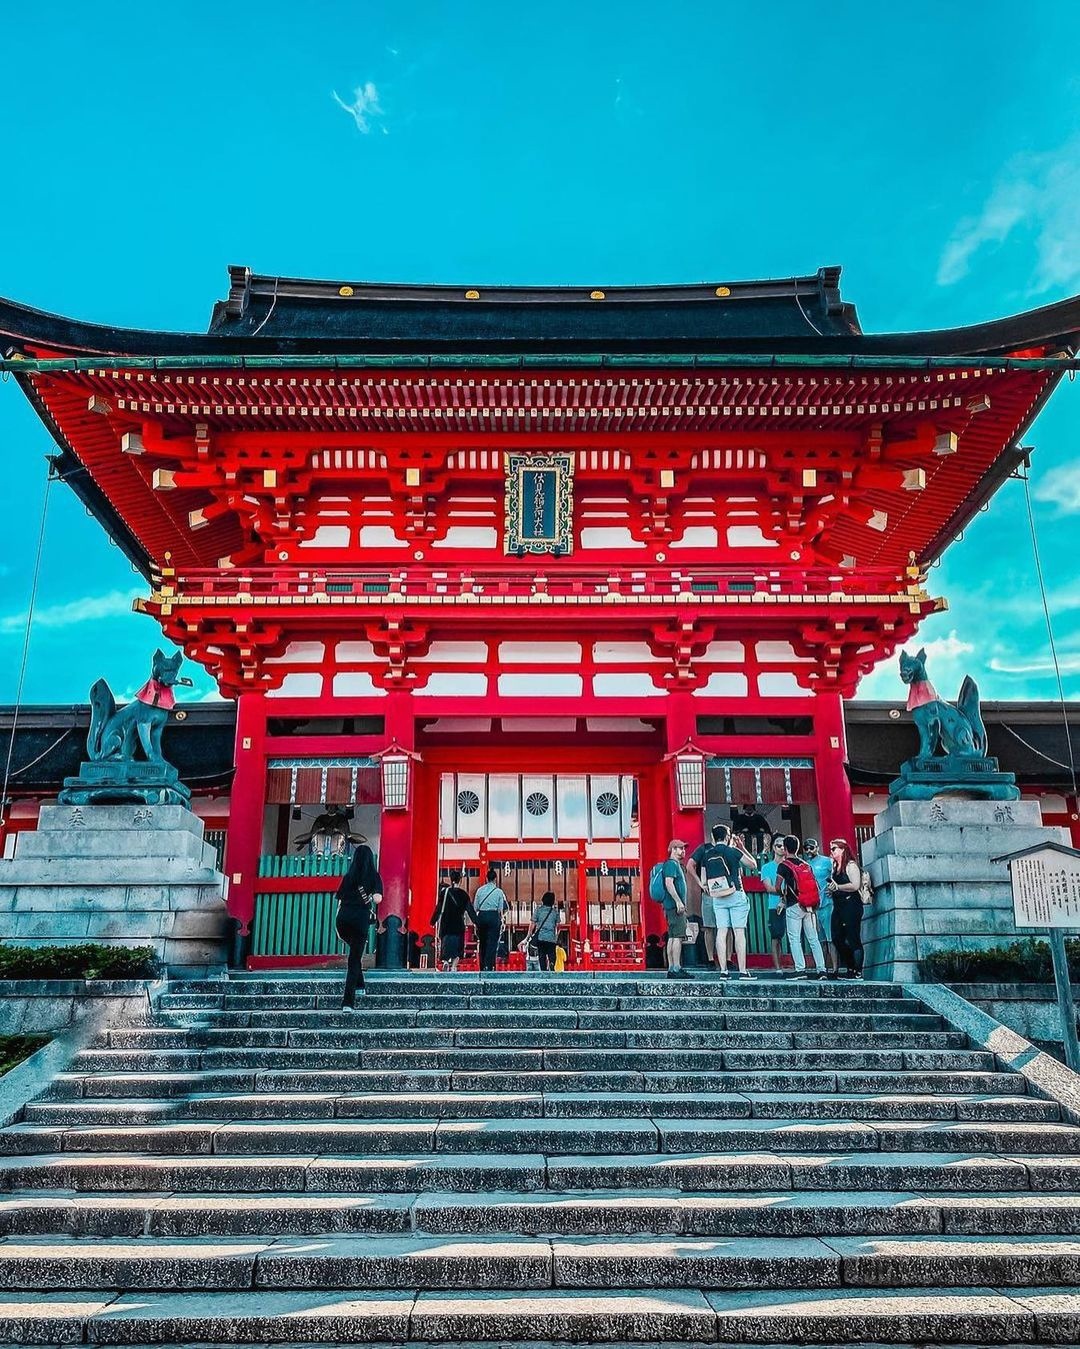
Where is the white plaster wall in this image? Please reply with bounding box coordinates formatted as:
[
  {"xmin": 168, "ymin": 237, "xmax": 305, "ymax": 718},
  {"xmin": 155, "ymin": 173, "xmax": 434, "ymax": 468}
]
[
  {"xmin": 757, "ymin": 672, "xmax": 812, "ymax": 697},
  {"xmin": 415, "ymin": 673, "xmax": 489, "ymax": 696},
  {"xmin": 267, "ymin": 672, "xmax": 324, "ymax": 698},
  {"xmin": 498, "ymin": 641, "xmax": 582, "ymax": 664},
  {"xmin": 265, "ymin": 642, "xmax": 325, "ymax": 665},
  {"xmin": 331, "ymin": 672, "xmax": 387, "ymax": 697},
  {"xmin": 298, "ymin": 526, "xmax": 350, "ymax": 549},
  {"xmin": 497, "ymin": 673, "xmax": 584, "ymax": 697},
  {"xmin": 692, "ymin": 672, "xmax": 749, "ymax": 697},
  {"xmin": 593, "ymin": 673, "xmax": 665, "ymax": 697}
]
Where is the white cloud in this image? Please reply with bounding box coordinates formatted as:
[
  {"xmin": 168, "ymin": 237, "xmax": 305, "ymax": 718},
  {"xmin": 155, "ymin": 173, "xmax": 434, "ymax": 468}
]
[
  {"xmin": 910, "ymin": 630, "xmax": 975, "ymax": 664},
  {"xmin": 1032, "ymin": 463, "xmax": 1080, "ymax": 515},
  {"xmin": 0, "ymin": 589, "xmax": 140, "ymax": 637},
  {"xmin": 332, "ymin": 82, "xmax": 385, "ymax": 134},
  {"xmin": 938, "ymin": 137, "xmax": 1080, "ymax": 293},
  {"xmin": 989, "ymin": 652, "xmax": 1080, "ymax": 676}
]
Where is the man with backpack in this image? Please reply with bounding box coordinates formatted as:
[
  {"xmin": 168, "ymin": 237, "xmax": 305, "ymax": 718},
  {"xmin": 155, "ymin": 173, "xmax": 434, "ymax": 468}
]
[
  {"xmin": 648, "ymin": 839, "xmax": 693, "ymax": 980},
  {"xmin": 775, "ymin": 833, "xmax": 827, "ymax": 980},
  {"xmin": 688, "ymin": 823, "xmax": 759, "ymax": 978}
]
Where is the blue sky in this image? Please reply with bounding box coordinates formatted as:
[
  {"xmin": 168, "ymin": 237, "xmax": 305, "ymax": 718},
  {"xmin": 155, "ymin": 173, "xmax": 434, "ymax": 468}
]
[{"xmin": 2, "ymin": 1, "xmax": 1079, "ymax": 707}]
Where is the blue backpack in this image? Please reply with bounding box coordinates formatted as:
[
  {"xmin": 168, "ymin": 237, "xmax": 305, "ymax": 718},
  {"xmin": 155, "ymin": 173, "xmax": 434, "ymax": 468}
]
[{"xmin": 648, "ymin": 862, "xmax": 668, "ymax": 902}]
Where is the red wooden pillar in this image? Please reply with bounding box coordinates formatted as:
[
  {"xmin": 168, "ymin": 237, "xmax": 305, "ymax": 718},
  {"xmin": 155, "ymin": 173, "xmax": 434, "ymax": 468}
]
[
  {"xmin": 377, "ymin": 692, "xmax": 416, "ymax": 968},
  {"xmin": 813, "ymin": 692, "xmax": 856, "ymax": 849},
  {"xmin": 224, "ymin": 692, "xmax": 268, "ymax": 944},
  {"xmin": 641, "ymin": 695, "xmax": 706, "ymax": 949}
]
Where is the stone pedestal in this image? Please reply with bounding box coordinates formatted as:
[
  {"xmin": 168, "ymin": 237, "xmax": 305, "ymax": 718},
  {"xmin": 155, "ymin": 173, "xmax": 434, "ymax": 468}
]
[
  {"xmin": 861, "ymin": 798, "xmax": 1070, "ymax": 982},
  {"xmin": 0, "ymin": 803, "xmax": 229, "ymax": 976}
]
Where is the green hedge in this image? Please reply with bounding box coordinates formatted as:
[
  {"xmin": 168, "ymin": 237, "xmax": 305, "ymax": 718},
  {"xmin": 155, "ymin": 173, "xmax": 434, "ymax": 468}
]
[
  {"xmin": 922, "ymin": 938, "xmax": 1080, "ymax": 983},
  {"xmin": 0, "ymin": 944, "xmax": 160, "ymax": 981},
  {"xmin": 0, "ymin": 1035, "xmax": 49, "ymax": 1076}
]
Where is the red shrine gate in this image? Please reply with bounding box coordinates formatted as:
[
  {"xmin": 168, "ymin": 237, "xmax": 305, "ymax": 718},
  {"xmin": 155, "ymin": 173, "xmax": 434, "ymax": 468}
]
[{"xmin": 2, "ymin": 266, "xmax": 1078, "ymax": 967}]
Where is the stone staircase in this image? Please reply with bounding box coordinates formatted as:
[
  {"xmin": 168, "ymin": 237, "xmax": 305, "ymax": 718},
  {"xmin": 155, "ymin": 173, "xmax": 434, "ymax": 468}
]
[{"xmin": 2, "ymin": 972, "xmax": 1080, "ymax": 1345}]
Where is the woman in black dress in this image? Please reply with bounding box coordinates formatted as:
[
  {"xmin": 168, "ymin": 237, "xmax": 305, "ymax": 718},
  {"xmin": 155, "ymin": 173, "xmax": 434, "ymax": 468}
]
[
  {"xmin": 828, "ymin": 838, "xmax": 864, "ymax": 980},
  {"xmin": 335, "ymin": 844, "xmax": 383, "ymax": 1009}
]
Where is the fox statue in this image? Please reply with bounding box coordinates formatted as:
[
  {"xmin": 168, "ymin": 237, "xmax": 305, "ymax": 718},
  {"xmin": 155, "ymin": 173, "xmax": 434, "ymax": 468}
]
[
  {"xmin": 898, "ymin": 647, "xmax": 988, "ymax": 760},
  {"xmin": 88, "ymin": 649, "xmax": 193, "ymax": 764}
]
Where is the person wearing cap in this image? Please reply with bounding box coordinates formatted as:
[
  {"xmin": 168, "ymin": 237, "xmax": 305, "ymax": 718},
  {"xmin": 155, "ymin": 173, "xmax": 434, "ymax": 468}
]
[
  {"xmin": 660, "ymin": 839, "xmax": 693, "ymax": 980},
  {"xmin": 802, "ymin": 839, "xmax": 837, "ymax": 979}
]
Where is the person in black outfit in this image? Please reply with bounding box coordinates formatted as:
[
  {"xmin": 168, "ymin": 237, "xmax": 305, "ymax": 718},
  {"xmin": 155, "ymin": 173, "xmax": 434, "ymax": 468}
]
[
  {"xmin": 335, "ymin": 844, "xmax": 383, "ymax": 1009},
  {"xmin": 432, "ymin": 870, "xmax": 479, "ymax": 972},
  {"xmin": 730, "ymin": 804, "xmax": 773, "ymax": 857},
  {"xmin": 828, "ymin": 838, "xmax": 865, "ymax": 979}
]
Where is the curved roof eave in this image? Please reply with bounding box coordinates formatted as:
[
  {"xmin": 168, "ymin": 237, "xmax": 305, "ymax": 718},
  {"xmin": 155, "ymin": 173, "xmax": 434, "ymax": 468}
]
[{"xmin": 1, "ymin": 273, "xmax": 1079, "ymax": 360}]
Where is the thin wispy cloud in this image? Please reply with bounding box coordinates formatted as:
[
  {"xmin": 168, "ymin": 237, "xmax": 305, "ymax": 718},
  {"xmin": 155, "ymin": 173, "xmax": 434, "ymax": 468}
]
[
  {"xmin": 0, "ymin": 589, "xmax": 140, "ymax": 637},
  {"xmin": 1033, "ymin": 462, "xmax": 1080, "ymax": 515},
  {"xmin": 989, "ymin": 652, "xmax": 1080, "ymax": 676},
  {"xmin": 331, "ymin": 82, "xmax": 386, "ymax": 135},
  {"xmin": 938, "ymin": 137, "xmax": 1080, "ymax": 293}
]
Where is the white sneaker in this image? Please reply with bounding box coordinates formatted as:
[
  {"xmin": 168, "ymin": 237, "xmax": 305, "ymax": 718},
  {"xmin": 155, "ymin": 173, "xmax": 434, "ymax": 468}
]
[{"xmin": 341, "ymin": 1005, "xmax": 355, "ymax": 1014}]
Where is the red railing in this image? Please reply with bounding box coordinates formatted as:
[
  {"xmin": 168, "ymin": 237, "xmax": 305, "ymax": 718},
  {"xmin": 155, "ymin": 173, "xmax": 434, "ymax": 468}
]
[{"xmin": 155, "ymin": 563, "xmax": 915, "ymax": 605}]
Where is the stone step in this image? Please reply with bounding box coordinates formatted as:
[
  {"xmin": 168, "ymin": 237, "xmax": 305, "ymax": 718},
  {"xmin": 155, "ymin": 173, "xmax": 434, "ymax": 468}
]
[
  {"xmin": 6, "ymin": 1188, "xmax": 1080, "ymax": 1240},
  {"xmin": 17, "ymin": 1114, "xmax": 1078, "ymax": 1158},
  {"xmin": 99, "ymin": 1026, "xmax": 966, "ymax": 1051},
  {"xmin": 159, "ymin": 983, "xmax": 911, "ymax": 1001},
  {"xmin": 3, "ymin": 1231, "xmax": 1080, "ymax": 1292},
  {"xmin": 2, "ymin": 1149, "xmax": 1076, "ymax": 1194},
  {"xmin": 167, "ymin": 977, "xmax": 908, "ymax": 998},
  {"xmin": 23, "ymin": 1092, "xmax": 1058, "ymax": 1128},
  {"xmin": 69, "ymin": 1046, "xmax": 992, "ymax": 1074},
  {"xmin": 0, "ymin": 1284, "xmax": 1073, "ymax": 1343},
  {"xmin": 161, "ymin": 1009, "xmax": 949, "ymax": 1034},
  {"xmin": 155, "ymin": 987, "xmax": 916, "ymax": 1009},
  {"xmin": 49, "ymin": 1067, "xmax": 1031, "ymax": 1100}
]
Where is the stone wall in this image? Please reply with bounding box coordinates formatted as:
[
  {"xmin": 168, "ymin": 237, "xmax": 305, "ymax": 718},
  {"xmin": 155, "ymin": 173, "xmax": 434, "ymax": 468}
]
[
  {"xmin": 0, "ymin": 803, "xmax": 230, "ymax": 976},
  {"xmin": 861, "ymin": 798, "xmax": 1069, "ymax": 982}
]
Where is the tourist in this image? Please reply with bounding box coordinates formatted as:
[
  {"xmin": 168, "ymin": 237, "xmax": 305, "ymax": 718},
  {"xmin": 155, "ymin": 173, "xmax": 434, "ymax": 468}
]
[
  {"xmin": 526, "ymin": 890, "xmax": 561, "ymax": 971},
  {"xmin": 334, "ymin": 843, "xmax": 383, "ymax": 1008},
  {"xmin": 758, "ymin": 837, "xmax": 789, "ymax": 973},
  {"xmin": 473, "ymin": 866, "xmax": 509, "ymax": 972},
  {"xmin": 431, "ymin": 869, "xmax": 479, "ymax": 973},
  {"xmin": 775, "ymin": 834, "xmax": 826, "ymax": 980},
  {"xmin": 803, "ymin": 839, "xmax": 837, "ymax": 978},
  {"xmin": 660, "ymin": 839, "xmax": 692, "ymax": 980},
  {"xmin": 688, "ymin": 823, "xmax": 758, "ymax": 978},
  {"xmin": 829, "ymin": 838, "xmax": 865, "ymax": 979},
  {"xmin": 730, "ymin": 803, "xmax": 773, "ymax": 856}
]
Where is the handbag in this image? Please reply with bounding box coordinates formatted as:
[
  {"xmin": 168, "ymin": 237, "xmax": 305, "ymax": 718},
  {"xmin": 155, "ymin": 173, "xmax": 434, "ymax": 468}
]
[
  {"xmin": 704, "ymin": 846, "xmax": 736, "ymax": 900},
  {"xmin": 685, "ymin": 920, "xmax": 701, "ymax": 943}
]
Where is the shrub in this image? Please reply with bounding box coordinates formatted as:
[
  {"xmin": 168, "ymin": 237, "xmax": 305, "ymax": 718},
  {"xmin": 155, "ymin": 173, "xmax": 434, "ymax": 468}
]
[
  {"xmin": 0, "ymin": 944, "xmax": 160, "ymax": 981},
  {"xmin": 0, "ymin": 1035, "xmax": 49, "ymax": 1076},
  {"xmin": 921, "ymin": 938, "xmax": 1080, "ymax": 984}
]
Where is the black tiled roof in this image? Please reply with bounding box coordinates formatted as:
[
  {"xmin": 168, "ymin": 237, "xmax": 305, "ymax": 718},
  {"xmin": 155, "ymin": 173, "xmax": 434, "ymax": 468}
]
[{"xmin": 2, "ymin": 266, "xmax": 1080, "ymax": 358}]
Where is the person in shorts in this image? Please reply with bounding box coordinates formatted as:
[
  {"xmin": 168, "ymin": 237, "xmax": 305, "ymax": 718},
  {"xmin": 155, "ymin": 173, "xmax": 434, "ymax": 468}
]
[
  {"xmin": 688, "ymin": 823, "xmax": 758, "ymax": 979},
  {"xmin": 660, "ymin": 839, "xmax": 692, "ymax": 980},
  {"xmin": 758, "ymin": 837, "xmax": 789, "ymax": 973}
]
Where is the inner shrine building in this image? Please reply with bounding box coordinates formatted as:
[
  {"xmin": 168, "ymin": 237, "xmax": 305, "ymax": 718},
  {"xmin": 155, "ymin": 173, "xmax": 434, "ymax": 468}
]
[{"xmin": 2, "ymin": 266, "xmax": 1079, "ymax": 968}]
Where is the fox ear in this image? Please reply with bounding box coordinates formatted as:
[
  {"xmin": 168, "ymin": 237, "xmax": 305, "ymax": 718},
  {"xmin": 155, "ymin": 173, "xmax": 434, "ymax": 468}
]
[
  {"xmin": 153, "ymin": 648, "xmax": 165, "ymax": 663},
  {"xmin": 916, "ymin": 647, "xmax": 926, "ymax": 661}
]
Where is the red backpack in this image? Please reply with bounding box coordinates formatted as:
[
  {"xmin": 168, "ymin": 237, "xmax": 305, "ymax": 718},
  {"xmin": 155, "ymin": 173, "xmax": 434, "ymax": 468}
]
[{"xmin": 785, "ymin": 860, "xmax": 821, "ymax": 909}]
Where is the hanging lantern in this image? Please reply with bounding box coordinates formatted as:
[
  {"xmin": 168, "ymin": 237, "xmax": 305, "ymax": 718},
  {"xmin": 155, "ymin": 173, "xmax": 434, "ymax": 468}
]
[
  {"xmin": 674, "ymin": 749, "xmax": 707, "ymax": 811},
  {"xmin": 377, "ymin": 750, "xmax": 415, "ymax": 809}
]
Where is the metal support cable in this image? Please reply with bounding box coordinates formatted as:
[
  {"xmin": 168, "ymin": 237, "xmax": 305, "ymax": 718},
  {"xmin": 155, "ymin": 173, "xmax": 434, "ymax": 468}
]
[
  {"xmin": 1021, "ymin": 466, "xmax": 1079, "ymax": 797},
  {"xmin": 0, "ymin": 469, "xmax": 53, "ymax": 825}
]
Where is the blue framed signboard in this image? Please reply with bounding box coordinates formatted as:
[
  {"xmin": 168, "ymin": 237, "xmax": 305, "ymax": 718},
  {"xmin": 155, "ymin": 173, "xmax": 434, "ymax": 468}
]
[{"xmin": 504, "ymin": 453, "xmax": 574, "ymax": 555}]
